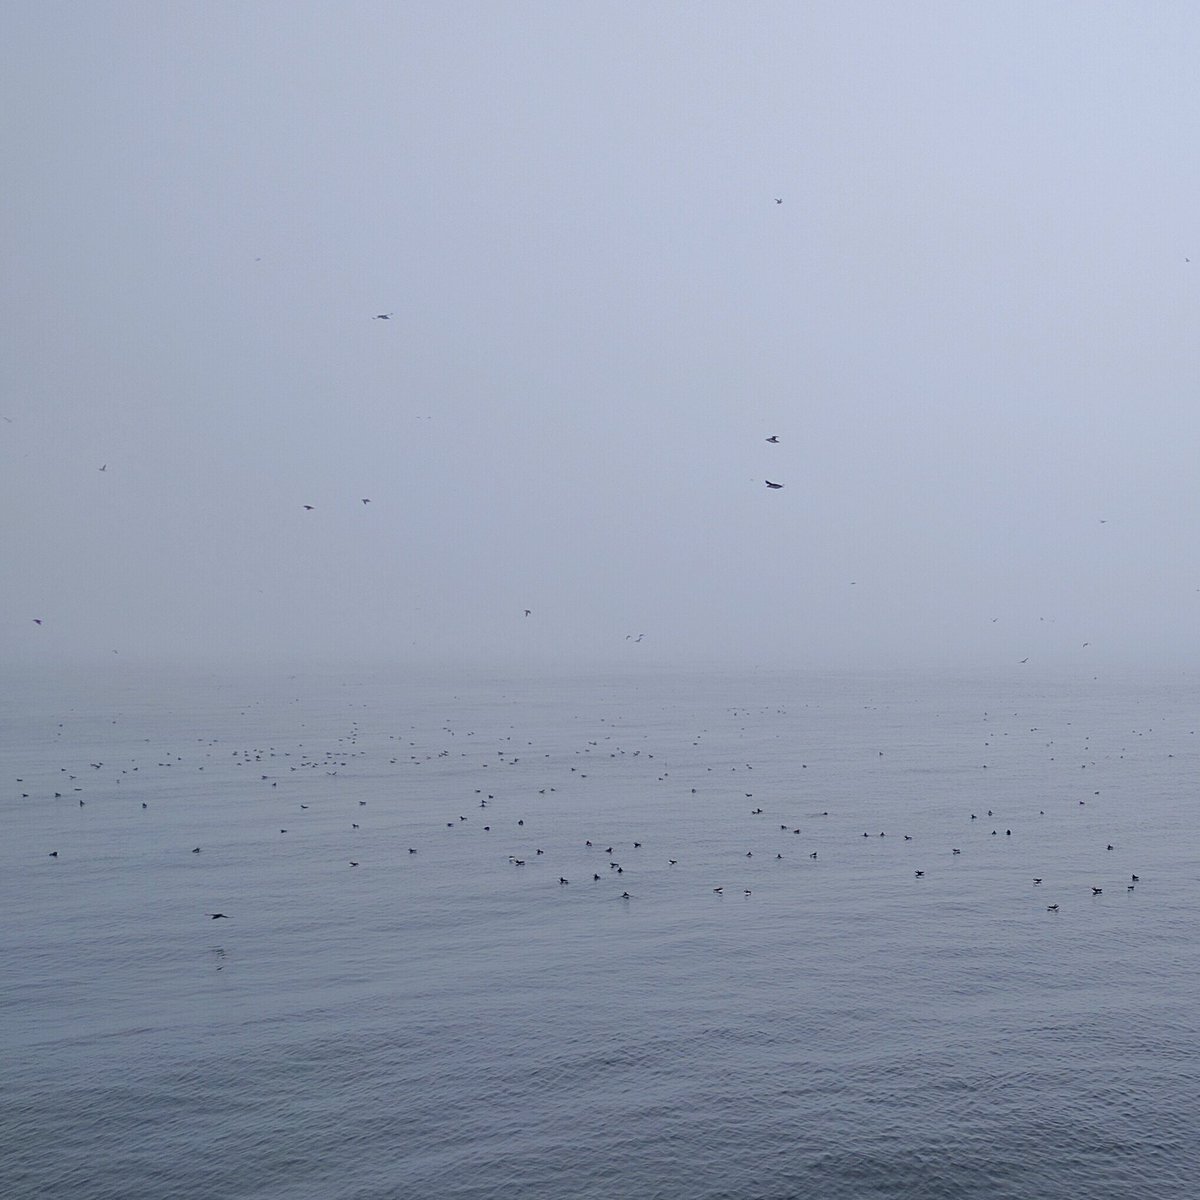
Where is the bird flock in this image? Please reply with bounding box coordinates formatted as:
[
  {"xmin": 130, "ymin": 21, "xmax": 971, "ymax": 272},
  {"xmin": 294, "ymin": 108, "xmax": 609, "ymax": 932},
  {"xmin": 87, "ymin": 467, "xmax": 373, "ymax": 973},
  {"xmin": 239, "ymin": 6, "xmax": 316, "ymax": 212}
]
[{"xmin": 18, "ymin": 688, "xmax": 1160, "ymax": 928}]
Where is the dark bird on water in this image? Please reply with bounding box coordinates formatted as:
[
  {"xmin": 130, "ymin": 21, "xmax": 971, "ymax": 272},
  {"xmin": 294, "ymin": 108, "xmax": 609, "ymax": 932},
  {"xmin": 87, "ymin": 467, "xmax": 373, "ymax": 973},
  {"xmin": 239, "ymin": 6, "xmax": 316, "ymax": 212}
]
[
  {"xmin": 1047, "ymin": 904, "xmax": 1059, "ymax": 912},
  {"xmin": 766, "ymin": 435, "xmax": 779, "ymax": 443},
  {"xmin": 765, "ymin": 480, "xmax": 783, "ymax": 489},
  {"xmin": 303, "ymin": 505, "xmax": 314, "ymax": 511},
  {"xmin": 373, "ymin": 313, "xmax": 393, "ymax": 320},
  {"xmin": 207, "ymin": 913, "xmax": 229, "ymax": 919},
  {"xmin": 48, "ymin": 851, "xmax": 58, "ymax": 857}
]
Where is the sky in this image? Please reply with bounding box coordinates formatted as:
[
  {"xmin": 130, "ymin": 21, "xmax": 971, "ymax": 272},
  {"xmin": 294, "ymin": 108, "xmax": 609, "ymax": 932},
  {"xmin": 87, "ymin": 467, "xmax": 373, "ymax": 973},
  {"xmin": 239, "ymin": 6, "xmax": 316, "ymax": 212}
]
[{"xmin": 3, "ymin": 1, "xmax": 1200, "ymax": 672}]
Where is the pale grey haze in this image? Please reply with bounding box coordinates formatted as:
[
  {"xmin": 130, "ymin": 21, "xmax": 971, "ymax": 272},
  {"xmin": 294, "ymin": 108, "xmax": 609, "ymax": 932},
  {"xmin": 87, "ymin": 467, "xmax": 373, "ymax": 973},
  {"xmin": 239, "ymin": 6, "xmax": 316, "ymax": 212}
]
[{"xmin": 3, "ymin": 2, "xmax": 1199, "ymax": 671}]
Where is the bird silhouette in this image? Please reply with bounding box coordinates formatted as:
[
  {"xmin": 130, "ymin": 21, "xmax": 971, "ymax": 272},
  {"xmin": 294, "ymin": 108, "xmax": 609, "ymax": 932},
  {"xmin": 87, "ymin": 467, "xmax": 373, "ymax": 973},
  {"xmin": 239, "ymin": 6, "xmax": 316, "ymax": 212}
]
[
  {"xmin": 373, "ymin": 313, "xmax": 392, "ymax": 320},
  {"xmin": 766, "ymin": 435, "xmax": 779, "ymax": 443},
  {"xmin": 765, "ymin": 480, "xmax": 783, "ymax": 489}
]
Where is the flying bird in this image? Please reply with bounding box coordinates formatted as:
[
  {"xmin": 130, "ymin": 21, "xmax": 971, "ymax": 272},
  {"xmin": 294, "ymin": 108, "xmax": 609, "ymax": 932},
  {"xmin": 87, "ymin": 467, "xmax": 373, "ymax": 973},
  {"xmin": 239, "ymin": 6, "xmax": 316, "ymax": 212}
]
[
  {"xmin": 303, "ymin": 505, "xmax": 314, "ymax": 511},
  {"xmin": 373, "ymin": 313, "xmax": 393, "ymax": 320},
  {"xmin": 765, "ymin": 480, "xmax": 783, "ymax": 489},
  {"xmin": 99, "ymin": 464, "xmax": 107, "ymax": 472},
  {"xmin": 361, "ymin": 498, "xmax": 370, "ymax": 504},
  {"xmin": 774, "ymin": 198, "xmax": 783, "ymax": 204},
  {"xmin": 766, "ymin": 435, "xmax": 779, "ymax": 443},
  {"xmin": 32, "ymin": 619, "xmax": 42, "ymax": 625},
  {"xmin": 524, "ymin": 609, "xmax": 531, "ymax": 617},
  {"xmin": 207, "ymin": 913, "xmax": 229, "ymax": 919}
]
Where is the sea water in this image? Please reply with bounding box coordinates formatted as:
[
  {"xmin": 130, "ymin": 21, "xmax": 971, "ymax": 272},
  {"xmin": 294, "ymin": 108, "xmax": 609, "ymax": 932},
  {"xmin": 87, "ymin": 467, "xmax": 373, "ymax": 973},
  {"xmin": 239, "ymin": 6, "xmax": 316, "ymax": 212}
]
[{"xmin": 2, "ymin": 664, "xmax": 1197, "ymax": 1198}]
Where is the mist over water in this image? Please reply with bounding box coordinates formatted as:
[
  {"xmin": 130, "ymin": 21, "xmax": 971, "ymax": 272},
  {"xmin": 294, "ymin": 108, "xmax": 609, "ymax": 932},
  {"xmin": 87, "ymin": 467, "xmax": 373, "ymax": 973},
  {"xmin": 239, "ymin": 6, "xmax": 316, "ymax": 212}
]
[{"xmin": 3, "ymin": 664, "xmax": 1197, "ymax": 1198}]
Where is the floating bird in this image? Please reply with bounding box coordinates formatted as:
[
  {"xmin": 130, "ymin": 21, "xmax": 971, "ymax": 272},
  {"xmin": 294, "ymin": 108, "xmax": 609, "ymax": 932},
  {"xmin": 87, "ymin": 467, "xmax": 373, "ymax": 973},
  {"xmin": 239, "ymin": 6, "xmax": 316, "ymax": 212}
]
[
  {"xmin": 765, "ymin": 480, "xmax": 783, "ymax": 489},
  {"xmin": 373, "ymin": 313, "xmax": 392, "ymax": 320},
  {"xmin": 766, "ymin": 435, "xmax": 779, "ymax": 443},
  {"xmin": 1047, "ymin": 904, "xmax": 1059, "ymax": 912},
  {"xmin": 303, "ymin": 505, "xmax": 314, "ymax": 511},
  {"xmin": 48, "ymin": 851, "xmax": 58, "ymax": 857}
]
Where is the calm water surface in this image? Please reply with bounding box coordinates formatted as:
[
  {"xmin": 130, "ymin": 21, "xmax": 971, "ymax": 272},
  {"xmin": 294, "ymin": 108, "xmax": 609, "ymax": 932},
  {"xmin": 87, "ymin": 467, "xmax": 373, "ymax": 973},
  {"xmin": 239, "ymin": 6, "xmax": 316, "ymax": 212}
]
[{"xmin": 2, "ymin": 665, "xmax": 1197, "ymax": 1198}]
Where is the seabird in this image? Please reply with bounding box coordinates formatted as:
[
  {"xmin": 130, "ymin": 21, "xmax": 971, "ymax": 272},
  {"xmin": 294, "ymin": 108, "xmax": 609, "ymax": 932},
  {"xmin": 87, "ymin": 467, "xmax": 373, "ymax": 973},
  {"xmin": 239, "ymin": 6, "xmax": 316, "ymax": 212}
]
[
  {"xmin": 766, "ymin": 435, "xmax": 779, "ymax": 443},
  {"xmin": 373, "ymin": 313, "xmax": 393, "ymax": 320},
  {"xmin": 207, "ymin": 913, "xmax": 229, "ymax": 919},
  {"xmin": 1047, "ymin": 904, "xmax": 1059, "ymax": 912},
  {"xmin": 765, "ymin": 480, "xmax": 783, "ymax": 489}
]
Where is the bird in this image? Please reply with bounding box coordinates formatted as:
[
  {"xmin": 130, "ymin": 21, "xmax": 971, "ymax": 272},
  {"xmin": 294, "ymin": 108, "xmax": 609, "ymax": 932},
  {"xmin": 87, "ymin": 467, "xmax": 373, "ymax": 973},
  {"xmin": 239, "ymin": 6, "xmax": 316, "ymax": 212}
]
[
  {"xmin": 1092, "ymin": 887, "xmax": 1103, "ymax": 895},
  {"xmin": 32, "ymin": 619, "xmax": 42, "ymax": 625},
  {"xmin": 1033, "ymin": 878, "xmax": 1042, "ymax": 885},
  {"xmin": 766, "ymin": 435, "xmax": 780, "ymax": 443},
  {"xmin": 914, "ymin": 870, "xmax": 925, "ymax": 878},
  {"xmin": 373, "ymin": 313, "xmax": 393, "ymax": 320},
  {"xmin": 98, "ymin": 464, "xmax": 106, "ymax": 472},
  {"xmin": 349, "ymin": 861, "xmax": 359, "ymax": 867},
  {"xmin": 207, "ymin": 913, "xmax": 229, "ymax": 919},
  {"xmin": 774, "ymin": 198, "xmax": 783, "ymax": 204},
  {"xmin": 765, "ymin": 480, "xmax": 783, "ymax": 489},
  {"xmin": 1019, "ymin": 657, "xmax": 1029, "ymax": 664},
  {"xmin": 524, "ymin": 609, "xmax": 531, "ymax": 617},
  {"xmin": 1047, "ymin": 904, "xmax": 1059, "ymax": 912},
  {"xmin": 361, "ymin": 498, "xmax": 370, "ymax": 504},
  {"xmin": 303, "ymin": 505, "xmax": 314, "ymax": 511},
  {"xmin": 48, "ymin": 851, "xmax": 58, "ymax": 858}
]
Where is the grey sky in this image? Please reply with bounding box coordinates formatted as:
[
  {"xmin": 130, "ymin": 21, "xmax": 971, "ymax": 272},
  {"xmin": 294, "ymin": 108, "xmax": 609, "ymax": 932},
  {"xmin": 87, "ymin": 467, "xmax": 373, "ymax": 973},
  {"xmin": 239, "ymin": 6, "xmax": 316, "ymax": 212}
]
[{"xmin": 3, "ymin": 2, "xmax": 1199, "ymax": 670}]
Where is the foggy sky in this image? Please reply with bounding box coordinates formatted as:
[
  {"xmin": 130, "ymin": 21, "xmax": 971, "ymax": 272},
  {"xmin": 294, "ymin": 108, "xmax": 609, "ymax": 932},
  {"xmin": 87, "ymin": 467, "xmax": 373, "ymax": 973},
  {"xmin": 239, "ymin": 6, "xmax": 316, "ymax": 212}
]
[{"xmin": 4, "ymin": 2, "xmax": 1200, "ymax": 672}]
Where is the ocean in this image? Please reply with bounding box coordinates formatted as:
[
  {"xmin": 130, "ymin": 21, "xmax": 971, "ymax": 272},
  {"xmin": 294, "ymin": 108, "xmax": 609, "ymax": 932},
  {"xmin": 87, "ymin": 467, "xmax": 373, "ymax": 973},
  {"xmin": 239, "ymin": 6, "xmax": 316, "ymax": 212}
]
[{"xmin": 2, "ymin": 664, "xmax": 1197, "ymax": 1199}]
